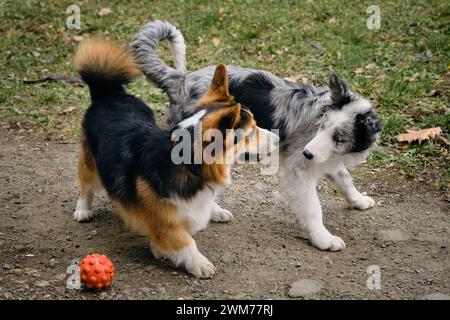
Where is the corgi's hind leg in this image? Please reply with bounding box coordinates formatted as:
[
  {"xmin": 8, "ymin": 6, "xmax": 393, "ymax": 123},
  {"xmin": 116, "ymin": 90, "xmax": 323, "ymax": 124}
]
[{"xmin": 74, "ymin": 145, "xmax": 101, "ymax": 222}]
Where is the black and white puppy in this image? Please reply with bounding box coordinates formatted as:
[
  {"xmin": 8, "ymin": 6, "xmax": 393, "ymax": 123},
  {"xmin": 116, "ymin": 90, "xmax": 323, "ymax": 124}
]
[{"xmin": 130, "ymin": 21, "xmax": 381, "ymax": 251}]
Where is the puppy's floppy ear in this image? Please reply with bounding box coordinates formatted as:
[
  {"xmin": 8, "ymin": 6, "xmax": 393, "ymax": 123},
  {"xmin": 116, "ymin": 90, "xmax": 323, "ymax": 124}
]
[
  {"xmin": 329, "ymin": 74, "xmax": 350, "ymax": 106},
  {"xmin": 199, "ymin": 64, "xmax": 233, "ymax": 105}
]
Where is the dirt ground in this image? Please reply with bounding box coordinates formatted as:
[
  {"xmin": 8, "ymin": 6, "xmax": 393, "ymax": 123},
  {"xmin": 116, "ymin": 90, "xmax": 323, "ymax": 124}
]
[{"xmin": 0, "ymin": 129, "xmax": 448, "ymax": 300}]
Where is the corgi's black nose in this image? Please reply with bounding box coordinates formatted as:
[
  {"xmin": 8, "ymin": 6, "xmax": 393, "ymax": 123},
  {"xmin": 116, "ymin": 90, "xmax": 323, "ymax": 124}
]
[{"xmin": 303, "ymin": 150, "xmax": 314, "ymax": 160}]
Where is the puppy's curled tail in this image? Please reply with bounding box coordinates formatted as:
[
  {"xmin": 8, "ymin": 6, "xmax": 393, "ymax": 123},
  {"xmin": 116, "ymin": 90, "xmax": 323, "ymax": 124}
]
[
  {"xmin": 74, "ymin": 39, "xmax": 141, "ymax": 97},
  {"xmin": 130, "ymin": 20, "xmax": 186, "ymax": 91}
]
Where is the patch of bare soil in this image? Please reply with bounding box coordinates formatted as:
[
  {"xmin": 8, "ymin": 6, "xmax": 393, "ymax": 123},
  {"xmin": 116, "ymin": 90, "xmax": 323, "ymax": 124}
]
[{"xmin": 0, "ymin": 131, "xmax": 448, "ymax": 300}]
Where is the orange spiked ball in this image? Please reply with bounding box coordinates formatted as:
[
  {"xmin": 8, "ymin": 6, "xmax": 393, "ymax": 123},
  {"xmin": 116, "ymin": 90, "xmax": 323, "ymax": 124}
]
[{"xmin": 80, "ymin": 254, "xmax": 115, "ymax": 290}]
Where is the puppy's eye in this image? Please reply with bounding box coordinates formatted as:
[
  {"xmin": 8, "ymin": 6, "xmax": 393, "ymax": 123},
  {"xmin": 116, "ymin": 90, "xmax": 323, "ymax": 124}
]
[{"xmin": 334, "ymin": 135, "xmax": 345, "ymax": 144}]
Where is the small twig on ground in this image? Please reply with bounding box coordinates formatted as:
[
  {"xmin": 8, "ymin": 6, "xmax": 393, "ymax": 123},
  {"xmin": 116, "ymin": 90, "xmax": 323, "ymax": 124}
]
[{"xmin": 23, "ymin": 74, "xmax": 85, "ymax": 86}]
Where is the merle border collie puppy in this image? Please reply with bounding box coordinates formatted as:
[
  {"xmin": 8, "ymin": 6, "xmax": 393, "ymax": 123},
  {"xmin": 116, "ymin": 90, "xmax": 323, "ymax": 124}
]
[
  {"xmin": 130, "ymin": 21, "xmax": 382, "ymax": 251},
  {"xmin": 73, "ymin": 39, "xmax": 277, "ymax": 277}
]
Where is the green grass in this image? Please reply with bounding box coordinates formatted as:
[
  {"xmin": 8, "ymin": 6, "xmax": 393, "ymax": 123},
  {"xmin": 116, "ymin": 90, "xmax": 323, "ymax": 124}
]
[{"xmin": 0, "ymin": 0, "xmax": 448, "ymax": 189}]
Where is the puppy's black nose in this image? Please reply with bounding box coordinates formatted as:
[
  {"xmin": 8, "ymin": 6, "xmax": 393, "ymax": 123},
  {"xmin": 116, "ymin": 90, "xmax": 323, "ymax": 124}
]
[
  {"xmin": 371, "ymin": 119, "xmax": 382, "ymax": 133},
  {"xmin": 303, "ymin": 150, "xmax": 314, "ymax": 160}
]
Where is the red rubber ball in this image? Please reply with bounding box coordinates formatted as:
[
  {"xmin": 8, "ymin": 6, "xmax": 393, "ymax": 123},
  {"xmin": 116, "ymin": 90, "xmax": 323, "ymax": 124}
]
[{"xmin": 80, "ymin": 253, "xmax": 115, "ymax": 290}]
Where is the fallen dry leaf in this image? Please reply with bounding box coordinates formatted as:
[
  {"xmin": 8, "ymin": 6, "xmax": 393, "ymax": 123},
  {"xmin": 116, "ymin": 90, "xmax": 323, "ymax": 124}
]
[
  {"xmin": 328, "ymin": 17, "xmax": 336, "ymax": 24},
  {"xmin": 365, "ymin": 63, "xmax": 376, "ymax": 69},
  {"xmin": 212, "ymin": 37, "xmax": 221, "ymax": 47},
  {"xmin": 60, "ymin": 107, "xmax": 76, "ymax": 115},
  {"xmin": 397, "ymin": 127, "xmax": 442, "ymax": 144},
  {"xmin": 73, "ymin": 35, "xmax": 84, "ymax": 42},
  {"xmin": 353, "ymin": 67, "xmax": 365, "ymax": 74},
  {"xmin": 284, "ymin": 74, "xmax": 309, "ymax": 84},
  {"xmin": 98, "ymin": 7, "xmax": 112, "ymax": 16},
  {"xmin": 425, "ymin": 89, "xmax": 444, "ymax": 97},
  {"xmin": 305, "ymin": 39, "xmax": 325, "ymax": 52}
]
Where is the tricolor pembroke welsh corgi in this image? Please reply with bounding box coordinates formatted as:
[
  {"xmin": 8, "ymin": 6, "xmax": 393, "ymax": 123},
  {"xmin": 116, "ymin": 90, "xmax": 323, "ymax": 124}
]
[{"xmin": 73, "ymin": 39, "xmax": 278, "ymax": 278}]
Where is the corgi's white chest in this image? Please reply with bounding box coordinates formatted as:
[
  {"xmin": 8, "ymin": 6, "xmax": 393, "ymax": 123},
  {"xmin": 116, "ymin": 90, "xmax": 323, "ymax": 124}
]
[{"xmin": 172, "ymin": 188, "xmax": 215, "ymax": 235}]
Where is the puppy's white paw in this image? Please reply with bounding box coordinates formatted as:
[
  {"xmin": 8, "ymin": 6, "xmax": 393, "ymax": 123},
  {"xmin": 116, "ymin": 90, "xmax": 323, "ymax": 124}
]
[
  {"xmin": 309, "ymin": 231, "xmax": 346, "ymax": 251},
  {"xmin": 349, "ymin": 195, "xmax": 375, "ymax": 210},
  {"xmin": 211, "ymin": 208, "xmax": 233, "ymax": 223},
  {"xmin": 185, "ymin": 254, "xmax": 216, "ymax": 279},
  {"xmin": 74, "ymin": 209, "xmax": 95, "ymax": 222}
]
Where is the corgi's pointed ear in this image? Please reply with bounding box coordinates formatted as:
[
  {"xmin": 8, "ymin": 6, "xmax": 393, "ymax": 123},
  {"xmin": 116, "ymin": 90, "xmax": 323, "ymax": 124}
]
[
  {"xmin": 217, "ymin": 103, "xmax": 241, "ymax": 130},
  {"xmin": 199, "ymin": 64, "xmax": 233, "ymax": 105},
  {"xmin": 202, "ymin": 104, "xmax": 241, "ymax": 134}
]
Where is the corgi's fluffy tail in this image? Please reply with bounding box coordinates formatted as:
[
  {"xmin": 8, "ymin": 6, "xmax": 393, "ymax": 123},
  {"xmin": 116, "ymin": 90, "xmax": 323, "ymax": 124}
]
[{"xmin": 74, "ymin": 38, "xmax": 141, "ymax": 97}]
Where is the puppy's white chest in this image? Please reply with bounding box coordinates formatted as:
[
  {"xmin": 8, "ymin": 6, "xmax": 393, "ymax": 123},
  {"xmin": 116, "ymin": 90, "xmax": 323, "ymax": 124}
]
[{"xmin": 172, "ymin": 188, "xmax": 215, "ymax": 235}]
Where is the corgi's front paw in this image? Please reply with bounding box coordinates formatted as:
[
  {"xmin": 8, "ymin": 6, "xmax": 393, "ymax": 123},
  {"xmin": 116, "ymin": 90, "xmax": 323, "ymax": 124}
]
[{"xmin": 211, "ymin": 207, "xmax": 233, "ymax": 223}]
